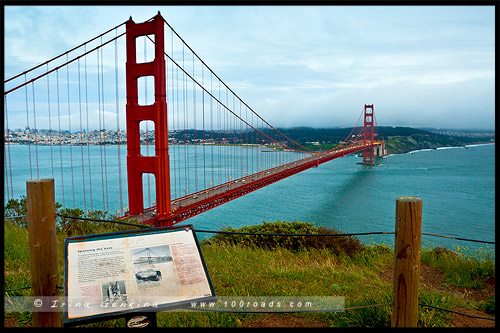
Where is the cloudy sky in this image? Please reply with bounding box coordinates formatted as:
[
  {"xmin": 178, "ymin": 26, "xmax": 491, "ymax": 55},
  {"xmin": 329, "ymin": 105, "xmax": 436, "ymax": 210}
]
[{"xmin": 3, "ymin": 5, "xmax": 495, "ymax": 130}]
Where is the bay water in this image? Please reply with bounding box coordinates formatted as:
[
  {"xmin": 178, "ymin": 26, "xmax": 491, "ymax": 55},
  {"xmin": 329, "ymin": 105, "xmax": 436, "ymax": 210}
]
[{"xmin": 4, "ymin": 143, "xmax": 495, "ymax": 252}]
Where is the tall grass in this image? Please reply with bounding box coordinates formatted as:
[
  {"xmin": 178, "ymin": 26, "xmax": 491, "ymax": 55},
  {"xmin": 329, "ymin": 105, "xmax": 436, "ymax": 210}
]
[
  {"xmin": 421, "ymin": 246, "xmax": 495, "ymax": 289},
  {"xmin": 3, "ymin": 213, "xmax": 495, "ymax": 328},
  {"xmin": 4, "ymin": 221, "xmax": 31, "ymax": 293}
]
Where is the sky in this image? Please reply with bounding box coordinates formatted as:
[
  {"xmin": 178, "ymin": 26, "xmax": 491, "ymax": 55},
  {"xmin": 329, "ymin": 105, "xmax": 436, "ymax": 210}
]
[{"xmin": 3, "ymin": 5, "xmax": 496, "ymax": 130}]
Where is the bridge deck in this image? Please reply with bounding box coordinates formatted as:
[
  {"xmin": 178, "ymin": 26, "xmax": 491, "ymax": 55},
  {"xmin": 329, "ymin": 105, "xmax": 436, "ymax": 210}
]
[{"xmin": 124, "ymin": 141, "xmax": 383, "ymax": 227}]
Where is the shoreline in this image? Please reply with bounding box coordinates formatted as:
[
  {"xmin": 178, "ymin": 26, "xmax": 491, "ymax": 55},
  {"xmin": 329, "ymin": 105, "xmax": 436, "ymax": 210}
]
[{"xmin": 382, "ymin": 142, "xmax": 494, "ymax": 158}]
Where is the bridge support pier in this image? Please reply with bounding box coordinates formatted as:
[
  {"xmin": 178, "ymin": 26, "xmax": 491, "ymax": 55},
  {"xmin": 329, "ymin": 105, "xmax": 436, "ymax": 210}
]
[{"xmin": 373, "ymin": 141, "xmax": 386, "ymax": 157}]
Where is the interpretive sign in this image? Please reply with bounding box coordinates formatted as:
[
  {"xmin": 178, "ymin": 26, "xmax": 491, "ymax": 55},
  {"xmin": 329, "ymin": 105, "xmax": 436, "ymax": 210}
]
[{"xmin": 63, "ymin": 225, "xmax": 215, "ymax": 325}]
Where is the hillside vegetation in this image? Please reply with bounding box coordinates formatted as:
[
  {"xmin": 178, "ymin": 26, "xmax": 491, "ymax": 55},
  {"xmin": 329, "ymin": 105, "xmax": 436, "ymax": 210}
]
[
  {"xmin": 4, "ymin": 213, "xmax": 495, "ymax": 328},
  {"xmin": 276, "ymin": 126, "xmax": 494, "ymax": 154}
]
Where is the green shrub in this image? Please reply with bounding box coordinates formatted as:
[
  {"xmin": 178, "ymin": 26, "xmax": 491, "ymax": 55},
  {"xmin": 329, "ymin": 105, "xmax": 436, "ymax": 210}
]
[
  {"xmin": 57, "ymin": 207, "xmax": 142, "ymax": 236},
  {"xmin": 4, "ymin": 196, "xmax": 28, "ymax": 226},
  {"xmin": 4, "ymin": 196, "xmax": 144, "ymax": 237},
  {"xmin": 203, "ymin": 221, "xmax": 365, "ymax": 256}
]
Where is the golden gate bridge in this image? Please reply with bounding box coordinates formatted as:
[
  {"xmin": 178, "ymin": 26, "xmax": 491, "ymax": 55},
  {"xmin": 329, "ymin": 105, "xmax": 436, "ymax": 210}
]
[{"xmin": 4, "ymin": 12, "xmax": 384, "ymax": 228}]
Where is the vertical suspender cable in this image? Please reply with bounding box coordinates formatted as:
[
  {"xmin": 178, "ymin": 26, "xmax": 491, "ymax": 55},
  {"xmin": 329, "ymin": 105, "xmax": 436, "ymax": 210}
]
[
  {"xmin": 202, "ymin": 65, "xmax": 206, "ymax": 190},
  {"xmin": 84, "ymin": 45, "xmax": 93, "ymax": 212},
  {"xmin": 97, "ymin": 48, "xmax": 106, "ymax": 213},
  {"xmin": 4, "ymin": 96, "xmax": 14, "ymax": 200},
  {"xmin": 77, "ymin": 59, "xmax": 87, "ymax": 213},
  {"xmin": 240, "ymin": 100, "xmax": 243, "ymax": 179},
  {"xmin": 218, "ymin": 80, "xmax": 221, "ymax": 186},
  {"xmin": 245, "ymin": 105, "xmax": 248, "ymax": 176},
  {"xmin": 56, "ymin": 70, "xmax": 65, "ymax": 208},
  {"xmin": 46, "ymin": 65, "xmax": 55, "ymax": 179},
  {"xmin": 251, "ymin": 110, "xmax": 254, "ymax": 174},
  {"xmin": 165, "ymin": 29, "xmax": 171, "ymax": 202},
  {"xmin": 4, "ymin": 102, "xmax": 10, "ymax": 200},
  {"xmin": 66, "ymin": 54, "xmax": 76, "ymax": 208},
  {"xmin": 193, "ymin": 52, "xmax": 198, "ymax": 193},
  {"xmin": 183, "ymin": 44, "xmax": 189, "ymax": 196},
  {"xmin": 256, "ymin": 117, "xmax": 259, "ymax": 172},
  {"xmin": 224, "ymin": 88, "xmax": 228, "ymax": 182},
  {"xmin": 224, "ymin": 87, "xmax": 227, "ymax": 182},
  {"xmin": 210, "ymin": 72, "xmax": 214, "ymax": 190},
  {"xmin": 115, "ymin": 30, "xmax": 124, "ymax": 216},
  {"xmin": 166, "ymin": 32, "xmax": 173, "ymax": 200},
  {"xmin": 3, "ymin": 137, "xmax": 9, "ymax": 202},
  {"xmin": 233, "ymin": 93, "xmax": 236, "ymax": 179},
  {"xmin": 24, "ymin": 75, "xmax": 33, "ymax": 179},
  {"xmin": 175, "ymin": 31, "xmax": 180, "ymax": 200},
  {"xmin": 100, "ymin": 40, "xmax": 110, "ymax": 213},
  {"xmin": 176, "ymin": 49, "xmax": 182, "ymax": 197},
  {"xmin": 168, "ymin": 32, "xmax": 176, "ymax": 199},
  {"xmin": 31, "ymin": 82, "xmax": 40, "ymax": 178}
]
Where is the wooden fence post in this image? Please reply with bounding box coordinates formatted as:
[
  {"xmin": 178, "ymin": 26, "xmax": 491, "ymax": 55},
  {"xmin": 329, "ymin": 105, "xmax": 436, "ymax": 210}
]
[
  {"xmin": 26, "ymin": 178, "xmax": 61, "ymax": 327},
  {"xmin": 391, "ymin": 196, "xmax": 423, "ymax": 327}
]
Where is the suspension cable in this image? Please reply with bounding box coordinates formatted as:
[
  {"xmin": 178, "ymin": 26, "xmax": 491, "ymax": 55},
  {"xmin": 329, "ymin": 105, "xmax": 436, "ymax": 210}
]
[
  {"xmin": 4, "ymin": 21, "xmax": 127, "ymax": 84},
  {"xmin": 4, "ymin": 32, "xmax": 126, "ymax": 95},
  {"xmin": 161, "ymin": 16, "xmax": 315, "ymax": 154}
]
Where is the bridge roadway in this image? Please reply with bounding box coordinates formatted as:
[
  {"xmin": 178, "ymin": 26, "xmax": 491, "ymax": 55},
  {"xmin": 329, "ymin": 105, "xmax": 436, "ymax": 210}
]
[{"xmin": 125, "ymin": 141, "xmax": 383, "ymax": 227}]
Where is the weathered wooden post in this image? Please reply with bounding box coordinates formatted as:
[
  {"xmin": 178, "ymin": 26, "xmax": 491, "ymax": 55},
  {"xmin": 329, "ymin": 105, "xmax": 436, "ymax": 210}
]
[
  {"xmin": 26, "ymin": 178, "xmax": 61, "ymax": 327},
  {"xmin": 391, "ymin": 196, "xmax": 423, "ymax": 327}
]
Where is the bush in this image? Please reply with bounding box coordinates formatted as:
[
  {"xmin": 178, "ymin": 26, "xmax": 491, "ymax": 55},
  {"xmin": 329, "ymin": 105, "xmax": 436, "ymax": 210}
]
[
  {"xmin": 203, "ymin": 221, "xmax": 365, "ymax": 256},
  {"xmin": 4, "ymin": 196, "xmax": 29, "ymax": 228},
  {"xmin": 4, "ymin": 196, "xmax": 142, "ymax": 237},
  {"xmin": 57, "ymin": 208, "xmax": 141, "ymax": 236}
]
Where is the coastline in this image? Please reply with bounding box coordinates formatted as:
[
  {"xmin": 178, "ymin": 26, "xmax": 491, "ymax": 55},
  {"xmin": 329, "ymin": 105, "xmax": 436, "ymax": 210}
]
[{"xmin": 382, "ymin": 142, "xmax": 495, "ymax": 158}]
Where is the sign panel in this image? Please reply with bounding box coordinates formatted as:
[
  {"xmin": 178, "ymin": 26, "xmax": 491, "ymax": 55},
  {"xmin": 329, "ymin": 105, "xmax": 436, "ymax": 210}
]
[{"xmin": 63, "ymin": 225, "xmax": 215, "ymax": 325}]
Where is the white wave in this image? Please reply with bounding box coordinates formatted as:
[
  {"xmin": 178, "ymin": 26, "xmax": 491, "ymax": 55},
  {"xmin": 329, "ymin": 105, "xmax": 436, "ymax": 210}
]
[
  {"xmin": 405, "ymin": 148, "xmax": 434, "ymax": 154},
  {"xmin": 436, "ymin": 146, "xmax": 462, "ymax": 150},
  {"xmin": 464, "ymin": 143, "xmax": 495, "ymax": 148}
]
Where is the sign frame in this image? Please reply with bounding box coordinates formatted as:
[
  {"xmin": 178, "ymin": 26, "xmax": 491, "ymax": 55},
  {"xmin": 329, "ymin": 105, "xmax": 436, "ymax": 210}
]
[{"xmin": 63, "ymin": 224, "xmax": 215, "ymax": 326}]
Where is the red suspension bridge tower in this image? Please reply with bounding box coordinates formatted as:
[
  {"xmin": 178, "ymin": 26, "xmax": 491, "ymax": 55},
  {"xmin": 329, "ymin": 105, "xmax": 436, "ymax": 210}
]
[
  {"xmin": 358, "ymin": 104, "xmax": 385, "ymax": 165},
  {"xmin": 125, "ymin": 13, "xmax": 172, "ymax": 223},
  {"xmin": 363, "ymin": 104, "xmax": 375, "ymax": 164}
]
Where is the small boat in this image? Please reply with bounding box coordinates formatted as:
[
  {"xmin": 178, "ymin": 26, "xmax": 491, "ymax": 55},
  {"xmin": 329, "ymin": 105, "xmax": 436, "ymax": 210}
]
[{"xmin": 261, "ymin": 149, "xmax": 275, "ymax": 152}]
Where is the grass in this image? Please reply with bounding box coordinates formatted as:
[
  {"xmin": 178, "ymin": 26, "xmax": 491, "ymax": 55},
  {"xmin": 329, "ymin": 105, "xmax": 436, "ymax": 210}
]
[
  {"xmin": 421, "ymin": 245, "xmax": 495, "ymax": 289},
  {"xmin": 3, "ymin": 219, "xmax": 495, "ymax": 328}
]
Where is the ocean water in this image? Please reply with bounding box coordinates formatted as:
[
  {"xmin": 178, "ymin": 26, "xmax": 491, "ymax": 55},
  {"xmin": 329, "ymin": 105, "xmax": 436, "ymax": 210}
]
[{"xmin": 4, "ymin": 143, "xmax": 495, "ymax": 252}]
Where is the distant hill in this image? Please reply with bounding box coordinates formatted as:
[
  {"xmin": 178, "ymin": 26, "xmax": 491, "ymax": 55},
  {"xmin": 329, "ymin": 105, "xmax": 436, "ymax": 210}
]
[
  {"xmin": 276, "ymin": 126, "xmax": 494, "ymax": 154},
  {"xmin": 277, "ymin": 126, "xmax": 432, "ymax": 142}
]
